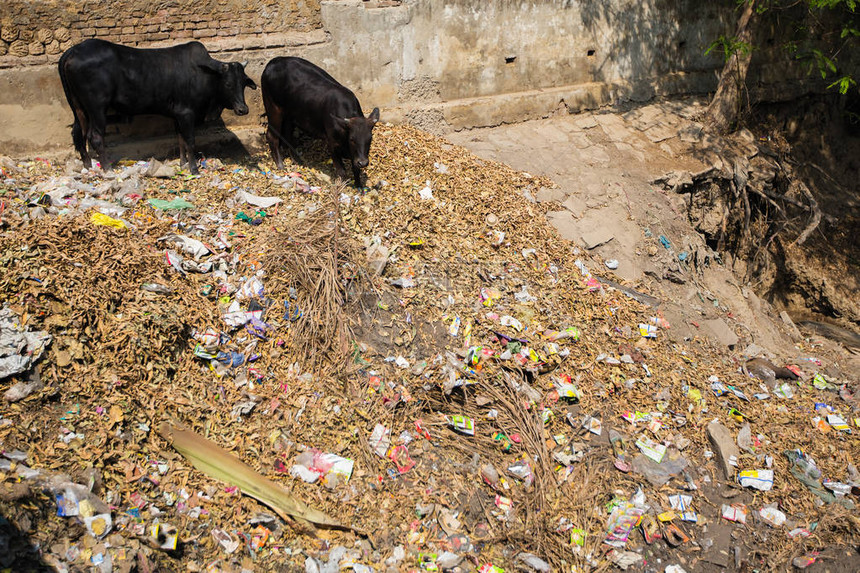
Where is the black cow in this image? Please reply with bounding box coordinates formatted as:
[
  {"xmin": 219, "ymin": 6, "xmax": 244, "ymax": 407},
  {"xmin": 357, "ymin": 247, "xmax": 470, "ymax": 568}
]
[
  {"xmin": 58, "ymin": 39, "xmax": 257, "ymax": 174},
  {"xmin": 261, "ymin": 57, "xmax": 379, "ymax": 188}
]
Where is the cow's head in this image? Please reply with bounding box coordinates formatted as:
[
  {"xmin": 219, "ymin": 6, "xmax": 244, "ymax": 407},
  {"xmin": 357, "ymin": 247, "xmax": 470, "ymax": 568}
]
[
  {"xmin": 201, "ymin": 59, "xmax": 257, "ymax": 116},
  {"xmin": 332, "ymin": 107, "xmax": 380, "ymax": 169}
]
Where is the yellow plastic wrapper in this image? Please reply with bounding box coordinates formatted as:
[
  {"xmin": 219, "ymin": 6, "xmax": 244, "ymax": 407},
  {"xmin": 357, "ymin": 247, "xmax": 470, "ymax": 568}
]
[{"xmin": 90, "ymin": 212, "xmax": 126, "ymax": 229}]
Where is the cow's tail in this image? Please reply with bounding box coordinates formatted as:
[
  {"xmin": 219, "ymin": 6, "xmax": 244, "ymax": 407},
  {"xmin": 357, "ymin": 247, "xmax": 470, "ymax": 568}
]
[{"xmin": 58, "ymin": 49, "xmax": 85, "ymax": 154}]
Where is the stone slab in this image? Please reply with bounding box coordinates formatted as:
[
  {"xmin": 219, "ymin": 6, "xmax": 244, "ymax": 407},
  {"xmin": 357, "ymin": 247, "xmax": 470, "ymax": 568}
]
[
  {"xmin": 580, "ymin": 228, "xmax": 615, "ymax": 250},
  {"xmin": 702, "ymin": 318, "xmax": 739, "ymax": 348},
  {"xmin": 707, "ymin": 419, "xmax": 740, "ymax": 480},
  {"xmin": 545, "ymin": 210, "xmax": 579, "ymax": 242},
  {"xmin": 535, "ymin": 187, "xmax": 567, "ymax": 203}
]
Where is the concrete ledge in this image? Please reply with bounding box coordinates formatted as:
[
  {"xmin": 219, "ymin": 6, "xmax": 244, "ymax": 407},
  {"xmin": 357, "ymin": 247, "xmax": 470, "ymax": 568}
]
[{"xmin": 386, "ymin": 72, "xmax": 718, "ymax": 133}]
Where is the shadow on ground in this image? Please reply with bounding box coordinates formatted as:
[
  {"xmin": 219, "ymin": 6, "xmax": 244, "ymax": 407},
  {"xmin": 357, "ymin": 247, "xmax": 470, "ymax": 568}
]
[{"xmin": 0, "ymin": 506, "xmax": 53, "ymax": 572}]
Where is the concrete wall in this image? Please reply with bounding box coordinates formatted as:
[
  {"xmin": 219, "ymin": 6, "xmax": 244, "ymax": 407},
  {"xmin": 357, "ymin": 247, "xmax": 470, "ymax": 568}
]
[
  {"xmin": 0, "ymin": 0, "xmax": 826, "ymax": 159},
  {"xmin": 314, "ymin": 0, "xmax": 737, "ymax": 129}
]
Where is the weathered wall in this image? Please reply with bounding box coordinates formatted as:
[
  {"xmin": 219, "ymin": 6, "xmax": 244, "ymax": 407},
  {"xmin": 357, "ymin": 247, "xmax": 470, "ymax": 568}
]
[
  {"xmin": 0, "ymin": 0, "xmax": 320, "ymax": 63},
  {"xmin": 0, "ymin": 0, "xmax": 835, "ymax": 159},
  {"xmin": 313, "ymin": 0, "xmax": 738, "ymax": 129}
]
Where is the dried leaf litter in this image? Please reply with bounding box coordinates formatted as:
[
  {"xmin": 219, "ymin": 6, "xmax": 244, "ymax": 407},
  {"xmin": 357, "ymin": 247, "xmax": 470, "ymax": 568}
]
[{"xmin": 0, "ymin": 124, "xmax": 857, "ymax": 572}]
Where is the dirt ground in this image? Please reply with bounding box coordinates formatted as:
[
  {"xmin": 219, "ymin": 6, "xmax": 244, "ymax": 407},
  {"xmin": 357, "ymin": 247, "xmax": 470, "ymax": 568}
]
[{"xmin": 448, "ymin": 96, "xmax": 860, "ymax": 368}]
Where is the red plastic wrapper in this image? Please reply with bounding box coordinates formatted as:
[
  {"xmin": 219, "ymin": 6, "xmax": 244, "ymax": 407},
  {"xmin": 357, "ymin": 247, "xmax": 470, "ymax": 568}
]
[{"xmin": 389, "ymin": 445, "xmax": 416, "ymax": 474}]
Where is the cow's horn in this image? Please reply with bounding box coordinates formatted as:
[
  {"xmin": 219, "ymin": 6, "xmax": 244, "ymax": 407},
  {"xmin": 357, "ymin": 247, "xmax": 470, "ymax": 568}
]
[{"xmin": 240, "ymin": 60, "xmax": 248, "ymax": 68}]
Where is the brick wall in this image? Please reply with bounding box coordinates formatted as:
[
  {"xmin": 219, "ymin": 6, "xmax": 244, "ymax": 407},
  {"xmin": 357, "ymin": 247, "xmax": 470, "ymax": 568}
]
[{"xmin": 0, "ymin": 0, "xmax": 323, "ymax": 66}]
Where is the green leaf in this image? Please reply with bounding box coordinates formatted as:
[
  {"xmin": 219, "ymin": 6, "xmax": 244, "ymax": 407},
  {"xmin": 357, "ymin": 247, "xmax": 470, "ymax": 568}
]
[{"xmin": 828, "ymin": 76, "xmax": 857, "ymax": 94}]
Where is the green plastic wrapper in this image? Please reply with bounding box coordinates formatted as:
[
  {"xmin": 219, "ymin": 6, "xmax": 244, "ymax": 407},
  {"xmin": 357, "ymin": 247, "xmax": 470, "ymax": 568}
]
[{"xmin": 148, "ymin": 198, "xmax": 195, "ymax": 210}]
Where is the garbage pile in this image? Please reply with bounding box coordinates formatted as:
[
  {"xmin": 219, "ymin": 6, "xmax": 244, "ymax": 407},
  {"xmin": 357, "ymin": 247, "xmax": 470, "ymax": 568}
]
[{"xmin": 0, "ymin": 125, "xmax": 858, "ymax": 573}]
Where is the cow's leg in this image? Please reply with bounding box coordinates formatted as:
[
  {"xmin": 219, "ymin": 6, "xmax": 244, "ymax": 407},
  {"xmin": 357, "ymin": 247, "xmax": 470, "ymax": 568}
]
[
  {"xmin": 71, "ymin": 111, "xmax": 91, "ymax": 168},
  {"xmin": 329, "ymin": 146, "xmax": 348, "ymax": 183},
  {"xmin": 176, "ymin": 126, "xmax": 187, "ymax": 167},
  {"xmin": 281, "ymin": 118, "xmax": 301, "ymax": 163},
  {"xmin": 351, "ymin": 161, "xmax": 363, "ymax": 189},
  {"xmin": 87, "ymin": 109, "xmax": 108, "ymax": 170},
  {"xmin": 265, "ymin": 126, "xmax": 282, "ymax": 168},
  {"xmin": 264, "ymin": 106, "xmax": 284, "ymax": 169},
  {"xmin": 176, "ymin": 113, "xmax": 199, "ymax": 175},
  {"xmin": 262, "ymin": 92, "xmax": 285, "ymax": 168}
]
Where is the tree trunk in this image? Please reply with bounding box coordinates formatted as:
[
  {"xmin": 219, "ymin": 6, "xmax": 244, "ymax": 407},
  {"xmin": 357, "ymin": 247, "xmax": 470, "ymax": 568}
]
[{"xmin": 706, "ymin": 0, "xmax": 758, "ymax": 132}]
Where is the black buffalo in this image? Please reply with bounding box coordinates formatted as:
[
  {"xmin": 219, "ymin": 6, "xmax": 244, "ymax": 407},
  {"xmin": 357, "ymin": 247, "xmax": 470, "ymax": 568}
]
[
  {"xmin": 261, "ymin": 57, "xmax": 379, "ymax": 187},
  {"xmin": 58, "ymin": 39, "xmax": 257, "ymax": 174}
]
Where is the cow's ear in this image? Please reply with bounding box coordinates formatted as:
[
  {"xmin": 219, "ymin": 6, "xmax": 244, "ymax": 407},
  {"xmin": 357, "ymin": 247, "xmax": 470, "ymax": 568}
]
[
  {"xmin": 198, "ymin": 59, "xmax": 223, "ymax": 74},
  {"xmin": 331, "ymin": 114, "xmax": 350, "ymax": 131},
  {"xmin": 368, "ymin": 107, "xmax": 380, "ymax": 127},
  {"xmin": 245, "ymin": 77, "xmax": 258, "ymax": 90}
]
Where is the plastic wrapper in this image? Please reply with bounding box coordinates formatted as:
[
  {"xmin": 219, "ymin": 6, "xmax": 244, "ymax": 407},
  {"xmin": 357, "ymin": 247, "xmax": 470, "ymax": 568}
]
[
  {"xmin": 223, "ymin": 300, "xmax": 263, "ymax": 328},
  {"xmin": 543, "ymin": 326, "xmax": 581, "ymax": 341},
  {"xmin": 448, "ymin": 415, "xmax": 475, "ymax": 436},
  {"xmin": 148, "ymin": 197, "xmax": 194, "ymax": 210},
  {"xmin": 604, "ymin": 502, "xmax": 646, "ymax": 547},
  {"xmin": 212, "ymin": 528, "xmax": 240, "ymax": 554},
  {"xmin": 638, "ymin": 323, "xmax": 658, "ymax": 338},
  {"xmin": 738, "ymin": 469, "xmax": 774, "ymax": 491},
  {"xmin": 291, "ymin": 449, "xmax": 354, "ymax": 485},
  {"xmin": 494, "ymin": 495, "xmax": 513, "ymax": 516},
  {"xmin": 507, "ymin": 459, "xmax": 534, "ymax": 486},
  {"xmin": 0, "ymin": 306, "xmax": 52, "ymax": 383},
  {"xmin": 369, "ymin": 423, "xmax": 391, "ymax": 458},
  {"xmin": 792, "ymin": 555, "xmax": 817, "ymax": 569},
  {"xmin": 759, "ymin": 506, "xmax": 786, "ymax": 527},
  {"xmin": 827, "ymin": 414, "xmax": 850, "ymax": 431},
  {"xmin": 141, "ymin": 282, "xmax": 173, "ymax": 294},
  {"xmin": 480, "ymin": 464, "xmax": 501, "ymax": 489},
  {"xmin": 90, "ymin": 212, "xmax": 126, "ymax": 229},
  {"xmin": 635, "ymin": 436, "xmax": 666, "ymax": 463},
  {"xmin": 84, "ymin": 513, "xmax": 113, "ymax": 538},
  {"xmin": 389, "ymin": 445, "xmax": 415, "ymax": 474},
  {"xmin": 150, "ymin": 523, "xmax": 178, "ymax": 550},
  {"xmin": 632, "ymin": 450, "xmax": 688, "ymax": 486},
  {"xmin": 235, "ymin": 188, "xmax": 283, "ymax": 208},
  {"xmin": 158, "ymin": 233, "xmax": 211, "ymax": 260},
  {"xmin": 721, "ymin": 503, "xmax": 747, "ymax": 523},
  {"xmin": 822, "ymin": 479, "xmax": 852, "ymax": 496},
  {"xmin": 514, "ymin": 553, "xmax": 550, "ymax": 572},
  {"xmin": 582, "ymin": 415, "xmax": 602, "ymax": 435},
  {"xmin": 669, "ymin": 494, "xmax": 693, "ymax": 512}
]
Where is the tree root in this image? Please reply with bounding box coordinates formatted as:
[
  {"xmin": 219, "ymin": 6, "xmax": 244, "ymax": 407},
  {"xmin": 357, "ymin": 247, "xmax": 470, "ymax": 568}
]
[
  {"xmin": 791, "ymin": 180, "xmax": 823, "ymax": 246},
  {"xmin": 655, "ymin": 140, "xmax": 830, "ymax": 280}
]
